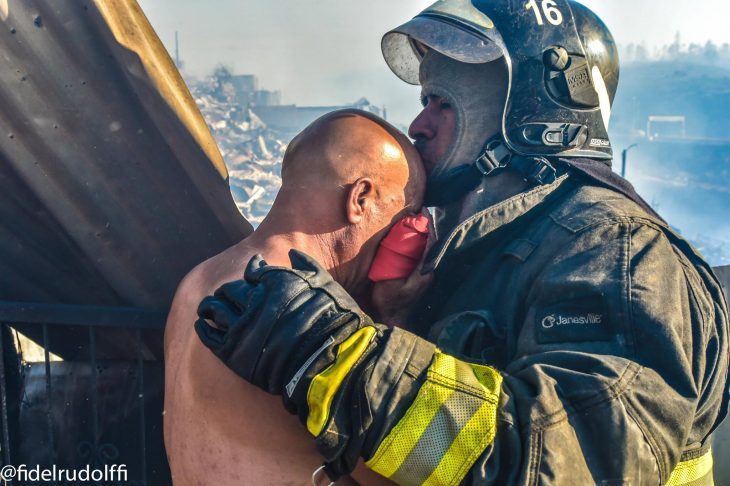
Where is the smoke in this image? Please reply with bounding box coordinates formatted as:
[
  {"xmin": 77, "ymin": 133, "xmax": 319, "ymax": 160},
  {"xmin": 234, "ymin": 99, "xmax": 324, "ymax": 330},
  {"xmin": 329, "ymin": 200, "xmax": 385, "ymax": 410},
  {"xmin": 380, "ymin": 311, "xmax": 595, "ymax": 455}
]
[
  {"xmin": 139, "ymin": 0, "xmax": 429, "ymax": 125},
  {"xmin": 139, "ymin": 0, "xmax": 730, "ymax": 126}
]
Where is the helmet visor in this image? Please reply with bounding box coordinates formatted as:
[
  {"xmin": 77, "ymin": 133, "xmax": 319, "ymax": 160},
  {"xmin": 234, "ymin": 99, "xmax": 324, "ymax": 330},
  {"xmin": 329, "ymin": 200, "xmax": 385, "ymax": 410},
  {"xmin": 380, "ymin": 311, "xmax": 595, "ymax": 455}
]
[{"xmin": 382, "ymin": 15, "xmax": 504, "ymax": 85}]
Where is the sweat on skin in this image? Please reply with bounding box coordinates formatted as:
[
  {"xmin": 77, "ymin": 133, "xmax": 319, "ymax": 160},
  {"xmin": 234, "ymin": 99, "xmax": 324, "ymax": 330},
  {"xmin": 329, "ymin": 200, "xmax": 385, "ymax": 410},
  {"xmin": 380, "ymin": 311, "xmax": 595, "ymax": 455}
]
[{"xmin": 163, "ymin": 109, "xmax": 425, "ymax": 486}]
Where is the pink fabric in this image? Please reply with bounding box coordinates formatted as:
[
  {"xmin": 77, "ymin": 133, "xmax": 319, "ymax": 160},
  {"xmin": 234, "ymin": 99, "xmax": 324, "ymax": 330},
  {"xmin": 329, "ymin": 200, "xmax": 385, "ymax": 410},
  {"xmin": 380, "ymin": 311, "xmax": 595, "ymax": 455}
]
[{"xmin": 368, "ymin": 214, "xmax": 430, "ymax": 282}]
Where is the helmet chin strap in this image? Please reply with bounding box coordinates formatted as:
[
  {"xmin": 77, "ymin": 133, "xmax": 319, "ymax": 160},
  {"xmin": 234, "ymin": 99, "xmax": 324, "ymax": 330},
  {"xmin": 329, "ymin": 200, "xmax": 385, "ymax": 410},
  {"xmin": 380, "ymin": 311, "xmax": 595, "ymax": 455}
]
[{"xmin": 424, "ymin": 136, "xmax": 558, "ymax": 207}]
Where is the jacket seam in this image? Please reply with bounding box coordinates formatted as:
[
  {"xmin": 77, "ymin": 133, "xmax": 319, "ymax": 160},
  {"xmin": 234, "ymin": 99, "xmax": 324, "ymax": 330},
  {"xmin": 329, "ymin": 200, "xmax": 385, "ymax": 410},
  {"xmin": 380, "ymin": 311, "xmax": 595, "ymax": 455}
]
[
  {"xmin": 626, "ymin": 221, "xmax": 638, "ymax": 360},
  {"xmin": 620, "ymin": 390, "xmax": 667, "ymax": 483},
  {"xmin": 625, "ymin": 222, "xmax": 668, "ymax": 482},
  {"xmin": 526, "ymin": 428, "xmax": 543, "ymax": 486}
]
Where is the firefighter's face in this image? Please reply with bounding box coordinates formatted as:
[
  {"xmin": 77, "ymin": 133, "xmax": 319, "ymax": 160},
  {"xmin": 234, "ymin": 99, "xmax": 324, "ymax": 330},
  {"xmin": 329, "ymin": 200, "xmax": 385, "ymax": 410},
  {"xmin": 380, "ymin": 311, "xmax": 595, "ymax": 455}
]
[{"xmin": 408, "ymin": 95, "xmax": 456, "ymax": 175}]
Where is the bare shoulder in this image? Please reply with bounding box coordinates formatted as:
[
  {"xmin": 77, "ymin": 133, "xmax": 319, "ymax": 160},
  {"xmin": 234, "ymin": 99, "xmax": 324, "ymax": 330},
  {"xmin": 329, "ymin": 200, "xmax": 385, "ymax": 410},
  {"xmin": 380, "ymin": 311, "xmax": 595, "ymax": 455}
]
[
  {"xmin": 163, "ymin": 258, "xmax": 211, "ymax": 356},
  {"xmin": 164, "ymin": 242, "xmax": 251, "ymax": 354}
]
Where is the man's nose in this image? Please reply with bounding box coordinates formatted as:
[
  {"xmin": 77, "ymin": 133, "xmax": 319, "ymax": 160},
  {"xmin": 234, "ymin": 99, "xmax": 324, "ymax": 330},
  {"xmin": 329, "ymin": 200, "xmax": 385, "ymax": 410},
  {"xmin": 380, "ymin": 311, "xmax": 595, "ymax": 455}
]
[{"xmin": 408, "ymin": 106, "xmax": 435, "ymax": 141}]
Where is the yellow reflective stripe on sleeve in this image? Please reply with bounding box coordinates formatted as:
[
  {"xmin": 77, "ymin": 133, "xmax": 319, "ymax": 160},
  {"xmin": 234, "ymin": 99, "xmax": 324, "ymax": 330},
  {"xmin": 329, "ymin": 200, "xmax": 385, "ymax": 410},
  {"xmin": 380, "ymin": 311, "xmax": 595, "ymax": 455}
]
[
  {"xmin": 424, "ymin": 392, "xmax": 500, "ymax": 485},
  {"xmin": 366, "ymin": 350, "xmax": 502, "ymax": 486},
  {"xmin": 306, "ymin": 326, "xmax": 377, "ymax": 436},
  {"xmin": 666, "ymin": 449, "xmax": 714, "ymax": 486},
  {"xmin": 365, "ymin": 375, "xmax": 457, "ymax": 478}
]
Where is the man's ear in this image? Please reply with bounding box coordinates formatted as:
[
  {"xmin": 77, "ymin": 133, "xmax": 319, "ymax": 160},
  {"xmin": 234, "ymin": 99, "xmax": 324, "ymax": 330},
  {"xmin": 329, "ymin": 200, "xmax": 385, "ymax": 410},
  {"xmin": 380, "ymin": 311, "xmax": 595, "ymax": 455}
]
[{"xmin": 346, "ymin": 177, "xmax": 375, "ymax": 225}]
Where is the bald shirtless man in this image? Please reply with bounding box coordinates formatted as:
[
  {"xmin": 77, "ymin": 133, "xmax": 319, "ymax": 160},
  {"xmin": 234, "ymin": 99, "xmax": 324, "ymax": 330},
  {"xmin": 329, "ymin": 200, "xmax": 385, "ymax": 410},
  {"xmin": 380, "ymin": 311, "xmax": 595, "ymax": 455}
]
[{"xmin": 164, "ymin": 110, "xmax": 425, "ymax": 485}]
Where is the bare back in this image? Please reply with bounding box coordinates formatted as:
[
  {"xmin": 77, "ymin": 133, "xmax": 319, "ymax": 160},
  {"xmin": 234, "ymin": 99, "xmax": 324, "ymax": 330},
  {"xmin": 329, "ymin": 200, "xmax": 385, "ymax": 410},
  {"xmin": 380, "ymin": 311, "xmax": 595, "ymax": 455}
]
[
  {"xmin": 163, "ymin": 240, "xmax": 392, "ymax": 486},
  {"xmin": 164, "ymin": 110, "xmax": 418, "ymax": 485}
]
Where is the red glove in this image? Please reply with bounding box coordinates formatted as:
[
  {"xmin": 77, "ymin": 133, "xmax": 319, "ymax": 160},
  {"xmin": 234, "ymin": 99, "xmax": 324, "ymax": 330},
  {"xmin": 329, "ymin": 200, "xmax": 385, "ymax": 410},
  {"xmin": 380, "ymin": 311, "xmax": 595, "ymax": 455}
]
[{"xmin": 368, "ymin": 214, "xmax": 430, "ymax": 282}]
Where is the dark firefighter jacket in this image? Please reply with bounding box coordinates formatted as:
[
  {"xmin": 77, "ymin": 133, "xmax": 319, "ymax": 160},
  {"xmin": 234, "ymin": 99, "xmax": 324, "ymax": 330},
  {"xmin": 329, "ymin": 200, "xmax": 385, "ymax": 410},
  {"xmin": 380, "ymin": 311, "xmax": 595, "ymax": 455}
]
[
  {"xmin": 347, "ymin": 173, "xmax": 729, "ymax": 485},
  {"xmin": 198, "ymin": 170, "xmax": 730, "ymax": 485}
]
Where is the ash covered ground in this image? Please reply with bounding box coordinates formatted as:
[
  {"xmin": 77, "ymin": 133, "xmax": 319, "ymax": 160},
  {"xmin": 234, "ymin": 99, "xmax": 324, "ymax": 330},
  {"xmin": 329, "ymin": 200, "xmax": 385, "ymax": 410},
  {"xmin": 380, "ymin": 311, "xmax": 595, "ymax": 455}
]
[{"xmin": 191, "ymin": 74, "xmax": 286, "ymax": 227}]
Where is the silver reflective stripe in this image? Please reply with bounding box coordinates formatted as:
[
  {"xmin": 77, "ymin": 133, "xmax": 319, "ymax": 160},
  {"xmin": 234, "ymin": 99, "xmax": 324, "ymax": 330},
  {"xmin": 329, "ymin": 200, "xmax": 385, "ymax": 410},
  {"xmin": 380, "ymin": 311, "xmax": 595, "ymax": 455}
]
[
  {"xmin": 286, "ymin": 336, "xmax": 335, "ymax": 397},
  {"xmin": 389, "ymin": 364, "xmax": 484, "ymax": 486}
]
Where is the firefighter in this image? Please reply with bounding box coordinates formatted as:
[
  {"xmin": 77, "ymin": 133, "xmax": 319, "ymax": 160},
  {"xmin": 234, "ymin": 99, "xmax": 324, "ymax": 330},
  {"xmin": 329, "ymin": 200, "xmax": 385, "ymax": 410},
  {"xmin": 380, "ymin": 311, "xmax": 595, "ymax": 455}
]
[{"xmin": 195, "ymin": 1, "xmax": 729, "ymax": 484}]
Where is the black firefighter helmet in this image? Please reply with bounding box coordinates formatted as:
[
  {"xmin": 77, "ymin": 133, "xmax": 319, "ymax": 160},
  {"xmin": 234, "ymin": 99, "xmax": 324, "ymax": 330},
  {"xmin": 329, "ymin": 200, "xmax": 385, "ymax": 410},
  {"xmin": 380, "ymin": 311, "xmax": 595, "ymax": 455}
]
[{"xmin": 382, "ymin": 0, "xmax": 619, "ymax": 161}]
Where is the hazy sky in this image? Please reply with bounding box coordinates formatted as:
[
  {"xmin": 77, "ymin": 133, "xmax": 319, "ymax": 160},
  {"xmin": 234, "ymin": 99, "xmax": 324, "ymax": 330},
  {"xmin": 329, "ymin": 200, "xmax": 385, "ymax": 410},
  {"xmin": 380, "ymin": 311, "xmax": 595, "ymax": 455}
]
[{"xmin": 139, "ymin": 0, "xmax": 730, "ymax": 126}]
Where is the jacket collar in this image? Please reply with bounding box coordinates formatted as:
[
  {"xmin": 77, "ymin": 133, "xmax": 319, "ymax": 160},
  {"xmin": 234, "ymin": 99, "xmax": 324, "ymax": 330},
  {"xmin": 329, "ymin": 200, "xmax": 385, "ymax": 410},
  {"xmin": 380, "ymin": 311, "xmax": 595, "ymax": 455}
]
[{"xmin": 424, "ymin": 174, "xmax": 570, "ymax": 272}]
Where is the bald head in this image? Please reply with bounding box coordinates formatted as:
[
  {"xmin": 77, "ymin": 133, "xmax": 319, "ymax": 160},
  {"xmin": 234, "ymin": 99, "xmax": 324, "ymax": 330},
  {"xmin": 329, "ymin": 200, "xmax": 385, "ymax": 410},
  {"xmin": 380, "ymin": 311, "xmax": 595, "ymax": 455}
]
[
  {"xmin": 257, "ymin": 110, "xmax": 425, "ymax": 294},
  {"xmin": 280, "ymin": 109, "xmax": 424, "ymax": 209}
]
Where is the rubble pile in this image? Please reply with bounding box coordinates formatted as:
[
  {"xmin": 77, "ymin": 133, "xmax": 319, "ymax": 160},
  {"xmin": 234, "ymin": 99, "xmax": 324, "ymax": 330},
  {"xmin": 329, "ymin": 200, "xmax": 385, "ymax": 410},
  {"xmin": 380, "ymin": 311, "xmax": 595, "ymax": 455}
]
[{"xmin": 190, "ymin": 70, "xmax": 286, "ymax": 226}]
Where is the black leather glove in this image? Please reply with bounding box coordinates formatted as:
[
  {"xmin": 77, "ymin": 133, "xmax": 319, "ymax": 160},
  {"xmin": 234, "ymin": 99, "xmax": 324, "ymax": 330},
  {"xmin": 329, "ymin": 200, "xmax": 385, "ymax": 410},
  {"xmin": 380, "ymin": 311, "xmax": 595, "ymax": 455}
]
[
  {"xmin": 195, "ymin": 249, "xmax": 381, "ymax": 407},
  {"xmin": 195, "ymin": 250, "xmax": 440, "ymax": 482}
]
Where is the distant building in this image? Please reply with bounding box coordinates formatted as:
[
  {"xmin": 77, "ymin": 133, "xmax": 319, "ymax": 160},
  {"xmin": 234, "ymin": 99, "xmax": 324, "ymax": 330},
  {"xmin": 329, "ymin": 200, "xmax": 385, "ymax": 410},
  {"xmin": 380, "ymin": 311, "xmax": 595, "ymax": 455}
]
[
  {"xmin": 252, "ymin": 98, "xmax": 383, "ymax": 140},
  {"xmin": 253, "ymin": 90, "xmax": 281, "ymax": 107},
  {"xmin": 228, "ymin": 74, "xmax": 281, "ymax": 108},
  {"xmin": 199, "ymin": 69, "xmax": 385, "ymax": 140},
  {"xmin": 230, "ymin": 75, "xmax": 258, "ymax": 96}
]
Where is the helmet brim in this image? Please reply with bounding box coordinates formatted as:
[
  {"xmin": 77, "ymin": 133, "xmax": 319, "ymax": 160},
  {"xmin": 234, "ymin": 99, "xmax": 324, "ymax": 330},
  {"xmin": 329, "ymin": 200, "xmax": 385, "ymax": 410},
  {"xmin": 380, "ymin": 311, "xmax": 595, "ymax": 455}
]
[{"xmin": 382, "ymin": 16, "xmax": 504, "ymax": 85}]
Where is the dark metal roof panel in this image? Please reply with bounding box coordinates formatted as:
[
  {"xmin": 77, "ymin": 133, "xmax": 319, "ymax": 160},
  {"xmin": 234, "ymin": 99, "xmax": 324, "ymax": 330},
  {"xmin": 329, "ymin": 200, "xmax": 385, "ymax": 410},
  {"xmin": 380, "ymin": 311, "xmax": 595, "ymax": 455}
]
[{"xmin": 0, "ymin": 0, "xmax": 252, "ymax": 358}]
